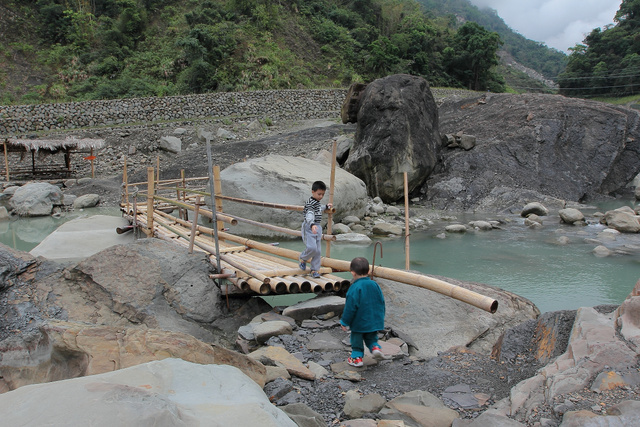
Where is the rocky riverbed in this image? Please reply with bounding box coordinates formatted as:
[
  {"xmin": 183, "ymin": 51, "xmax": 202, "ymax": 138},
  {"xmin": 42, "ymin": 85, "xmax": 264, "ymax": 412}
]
[{"xmin": 2, "ymin": 115, "xmax": 640, "ymax": 426}]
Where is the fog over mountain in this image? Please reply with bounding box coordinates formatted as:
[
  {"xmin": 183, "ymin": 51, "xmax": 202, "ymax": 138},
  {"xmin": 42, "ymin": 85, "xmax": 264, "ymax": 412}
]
[{"xmin": 469, "ymin": 0, "xmax": 621, "ymax": 52}]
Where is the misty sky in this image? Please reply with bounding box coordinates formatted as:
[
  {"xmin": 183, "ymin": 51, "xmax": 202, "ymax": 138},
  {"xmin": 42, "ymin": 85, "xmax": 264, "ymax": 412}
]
[{"xmin": 468, "ymin": 0, "xmax": 622, "ymax": 53}]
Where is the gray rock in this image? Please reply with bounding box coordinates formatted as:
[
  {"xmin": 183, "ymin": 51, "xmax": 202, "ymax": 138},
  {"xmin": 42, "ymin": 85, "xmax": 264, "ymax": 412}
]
[
  {"xmin": 220, "ymin": 155, "xmax": 367, "ymax": 237},
  {"xmin": 342, "ymin": 215, "xmax": 360, "ymax": 224},
  {"xmin": 159, "ymin": 135, "xmax": 182, "ymax": 153},
  {"xmin": 173, "ymin": 127, "xmax": 187, "ymax": 135},
  {"xmin": 559, "ymin": 208, "xmax": 585, "ymax": 224},
  {"xmin": 372, "ymin": 223, "xmax": 402, "ymax": 236},
  {"xmin": 280, "ymin": 403, "xmax": 326, "ymax": 427},
  {"xmin": 379, "ymin": 390, "xmax": 458, "ymax": 426},
  {"xmin": 336, "ymin": 134, "xmax": 353, "ymax": 164},
  {"xmin": 306, "ymin": 361, "xmax": 329, "ymax": 380},
  {"xmin": 0, "ymin": 359, "xmax": 296, "ymax": 427},
  {"xmin": 332, "ymin": 223, "xmax": 351, "ymax": 235},
  {"xmin": 469, "ymin": 220, "xmax": 493, "ymax": 230},
  {"xmin": 453, "ymin": 412, "xmax": 525, "ymax": 426},
  {"xmin": 445, "ymin": 224, "xmax": 467, "ymax": 233},
  {"xmin": 306, "ymin": 331, "xmax": 345, "ymax": 351},
  {"xmin": 282, "ymin": 296, "xmax": 345, "ymax": 322},
  {"xmin": 253, "ymin": 321, "xmax": 293, "ymax": 344},
  {"xmin": 593, "ymin": 245, "xmax": 612, "ymax": 257},
  {"xmin": 264, "ymin": 377, "xmax": 294, "ymax": 402},
  {"xmin": 10, "ymin": 182, "xmax": 63, "ymax": 216},
  {"xmin": 217, "ymin": 127, "xmax": 237, "ymax": 139},
  {"xmin": 602, "ymin": 209, "xmax": 640, "ymax": 233},
  {"xmin": 380, "ymin": 275, "xmax": 538, "ymax": 358},
  {"xmin": 459, "ymin": 134, "xmax": 476, "ymax": 150},
  {"xmin": 334, "ymin": 233, "xmax": 372, "ymax": 245},
  {"xmin": 62, "ymin": 194, "xmax": 77, "ymax": 206},
  {"xmin": 385, "ymin": 206, "xmax": 401, "ymax": 215},
  {"xmin": 73, "ymin": 193, "xmax": 100, "ymax": 209},
  {"xmin": 343, "ymin": 392, "xmax": 386, "ymax": 419},
  {"xmin": 522, "ymin": 202, "xmax": 548, "ymax": 217},
  {"xmin": 2, "ymin": 186, "xmax": 19, "ymax": 196},
  {"xmin": 345, "ymin": 74, "xmax": 440, "ymax": 203},
  {"xmin": 0, "ymin": 207, "xmax": 9, "ymax": 221},
  {"xmin": 430, "ymin": 93, "xmax": 640, "ymax": 212}
]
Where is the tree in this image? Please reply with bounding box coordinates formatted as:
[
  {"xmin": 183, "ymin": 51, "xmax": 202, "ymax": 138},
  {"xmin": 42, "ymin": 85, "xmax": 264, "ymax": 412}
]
[{"xmin": 445, "ymin": 22, "xmax": 503, "ymax": 91}]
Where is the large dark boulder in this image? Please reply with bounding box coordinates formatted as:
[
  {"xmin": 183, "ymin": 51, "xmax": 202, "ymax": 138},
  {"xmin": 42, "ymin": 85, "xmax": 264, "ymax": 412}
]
[
  {"xmin": 344, "ymin": 74, "xmax": 440, "ymax": 203},
  {"xmin": 427, "ymin": 93, "xmax": 640, "ymax": 211}
]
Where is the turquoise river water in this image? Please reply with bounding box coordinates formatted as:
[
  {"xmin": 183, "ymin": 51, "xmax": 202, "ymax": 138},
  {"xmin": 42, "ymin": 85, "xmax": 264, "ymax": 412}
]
[{"xmin": 1, "ymin": 203, "xmax": 638, "ymax": 314}]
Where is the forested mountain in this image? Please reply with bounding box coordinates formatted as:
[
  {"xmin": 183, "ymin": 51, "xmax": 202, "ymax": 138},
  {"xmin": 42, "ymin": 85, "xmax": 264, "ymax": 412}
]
[
  {"xmin": 420, "ymin": 0, "xmax": 567, "ymax": 79},
  {"xmin": 559, "ymin": 0, "xmax": 640, "ymax": 98},
  {"xmin": 0, "ymin": 0, "xmax": 564, "ymax": 105}
]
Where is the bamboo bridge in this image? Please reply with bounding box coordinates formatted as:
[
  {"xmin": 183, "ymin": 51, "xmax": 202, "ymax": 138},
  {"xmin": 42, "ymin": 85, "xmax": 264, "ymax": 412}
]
[{"xmin": 119, "ymin": 149, "xmax": 498, "ymax": 314}]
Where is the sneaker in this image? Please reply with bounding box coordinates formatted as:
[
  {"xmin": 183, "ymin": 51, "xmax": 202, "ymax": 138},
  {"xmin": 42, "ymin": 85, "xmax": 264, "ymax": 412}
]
[
  {"xmin": 311, "ymin": 270, "xmax": 321, "ymax": 278},
  {"xmin": 347, "ymin": 356, "xmax": 363, "ymax": 367},
  {"xmin": 371, "ymin": 346, "xmax": 384, "ymax": 360},
  {"xmin": 299, "ymin": 259, "xmax": 306, "ymax": 270}
]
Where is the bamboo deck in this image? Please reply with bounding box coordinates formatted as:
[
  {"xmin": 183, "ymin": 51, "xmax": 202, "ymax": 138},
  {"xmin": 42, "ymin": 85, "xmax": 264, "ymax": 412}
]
[{"xmin": 122, "ymin": 203, "xmax": 350, "ymax": 296}]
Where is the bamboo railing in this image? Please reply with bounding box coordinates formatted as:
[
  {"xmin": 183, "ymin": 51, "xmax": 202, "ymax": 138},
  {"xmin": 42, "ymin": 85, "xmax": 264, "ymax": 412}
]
[{"xmin": 119, "ymin": 158, "xmax": 499, "ymax": 313}]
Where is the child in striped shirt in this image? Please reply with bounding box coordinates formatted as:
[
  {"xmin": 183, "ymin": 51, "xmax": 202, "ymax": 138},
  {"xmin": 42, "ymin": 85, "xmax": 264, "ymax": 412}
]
[{"xmin": 299, "ymin": 180, "xmax": 332, "ymax": 278}]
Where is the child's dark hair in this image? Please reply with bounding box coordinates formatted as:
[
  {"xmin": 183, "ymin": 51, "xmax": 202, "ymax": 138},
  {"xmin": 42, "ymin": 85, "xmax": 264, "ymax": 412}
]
[
  {"xmin": 311, "ymin": 181, "xmax": 327, "ymax": 191},
  {"xmin": 350, "ymin": 257, "xmax": 370, "ymax": 276}
]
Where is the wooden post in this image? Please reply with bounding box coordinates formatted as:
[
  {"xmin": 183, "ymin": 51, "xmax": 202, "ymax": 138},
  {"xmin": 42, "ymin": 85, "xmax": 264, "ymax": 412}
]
[
  {"xmin": 404, "ymin": 172, "xmax": 410, "ymax": 270},
  {"xmin": 326, "ymin": 139, "xmax": 337, "ymax": 257},
  {"xmin": 3, "ymin": 141, "xmax": 10, "ymax": 181},
  {"xmin": 188, "ymin": 196, "xmax": 201, "ymax": 254},
  {"xmin": 213, "ymin": 165, "xmax": 224, "ymax": 231},
  {"xmin": 146, "ymin": 166, "xmax": 155, "ymax": 235},
  {"xmin": 90, "ymin": 147, "xmax": 95, "ymax": 178}
]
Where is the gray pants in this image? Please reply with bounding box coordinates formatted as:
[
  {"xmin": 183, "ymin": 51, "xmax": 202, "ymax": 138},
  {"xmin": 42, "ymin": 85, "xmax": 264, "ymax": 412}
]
[{"xmin": 300, "ymin": 224, "xmax": 322, "ymax": 272}]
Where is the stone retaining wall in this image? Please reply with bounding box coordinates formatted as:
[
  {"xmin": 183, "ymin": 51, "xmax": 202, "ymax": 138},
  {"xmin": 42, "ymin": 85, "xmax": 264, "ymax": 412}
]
[
  {"xmin": 0, "ymin": 89, "xmax": 347, "ymax": 137},
  {"xmin": 0, "ymin": 87, "xmax": 479, "ymax": 137}
]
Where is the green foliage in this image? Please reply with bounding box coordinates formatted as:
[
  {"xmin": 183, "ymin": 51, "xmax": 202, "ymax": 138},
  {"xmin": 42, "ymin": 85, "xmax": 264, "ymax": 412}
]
[
  {"xmin": 1, "ymin": 0, "xmax": 568, "ymax": 104},
  {"xmin": 559, "ymin": 0, "xmax": 640, "ymax": 97},
  {"xmin": 444, "ymin": 22, "xmax": 504, "ymax": 91}
]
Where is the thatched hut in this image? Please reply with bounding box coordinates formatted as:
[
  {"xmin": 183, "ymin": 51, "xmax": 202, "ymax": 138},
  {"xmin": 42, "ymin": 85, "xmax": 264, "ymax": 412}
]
[{"xmin": 2, "ymin": 136, "xmax": 105, "ymax": 181}]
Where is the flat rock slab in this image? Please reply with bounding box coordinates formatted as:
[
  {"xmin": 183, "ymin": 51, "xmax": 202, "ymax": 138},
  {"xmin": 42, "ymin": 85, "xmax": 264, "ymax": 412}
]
[
  {"xmin": 0, "ymin": 358, "xmax": 295, "ymax": 427},
  {"xmin": 306, "ymin": 331, "xmax": 346, "ymax": 351},
  {"xmin": 30, "ymin": 215, "xmax": 133, "ymax": 262},
  {"xmin": 282, "ymin": 295, "xmax": 345, "ymax": 321}
]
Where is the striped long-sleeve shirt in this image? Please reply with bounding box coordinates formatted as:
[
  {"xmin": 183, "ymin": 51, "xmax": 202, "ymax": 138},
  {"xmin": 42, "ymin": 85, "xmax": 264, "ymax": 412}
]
[{"xmin": 302, "ymin": 197, "xmax": 325, "ymax": 227}]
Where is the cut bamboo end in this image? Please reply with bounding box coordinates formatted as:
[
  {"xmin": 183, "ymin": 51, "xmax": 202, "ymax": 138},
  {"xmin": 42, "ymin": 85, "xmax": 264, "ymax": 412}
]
[{"xmin": 300, "ymin": 281, "xmax": 312, "ymax": 293}]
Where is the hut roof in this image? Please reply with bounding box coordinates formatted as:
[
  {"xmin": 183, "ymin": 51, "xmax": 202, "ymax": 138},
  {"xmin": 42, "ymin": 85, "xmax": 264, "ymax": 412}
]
[{"xmin": 6, "ymin": 136, "xmax": 105, "ymax": 152}]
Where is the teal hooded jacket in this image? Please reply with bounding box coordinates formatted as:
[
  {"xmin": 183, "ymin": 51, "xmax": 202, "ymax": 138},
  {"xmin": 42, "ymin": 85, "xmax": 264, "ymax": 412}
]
[{"xmin": 340, "ymin": 276, "xmax": 385, "ymax": 333}]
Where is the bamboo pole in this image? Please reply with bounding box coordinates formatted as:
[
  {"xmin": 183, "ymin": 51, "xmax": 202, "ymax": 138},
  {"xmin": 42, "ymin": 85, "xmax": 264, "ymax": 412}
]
[
  {"xmin": 217, "ymin": 230, "xmax": 498, "ymax": 313},
  {"xmin": 128, "ymin": 176, "xmax": 207, "ymax": 187},
  {"xmin": 404, "ymin": 172, "xmax": 410, "ymax": 270},
  {"xmin": 181, "ymin": 169, "xmax": 187, "ymax": 221},
  {"xmin": 223, "ymin": 212, "xmax": 336, "ymax": 241},
  {"xmin": 3, "ymin": 141, "xmax": 10, "ymax": 181},
  {"xmin": 151, "ymin": 194, "xmax": 237, "ymax": 225},
  {"xmin": 146, "ymin": 167, "xmax": 155, "ymax": 236},
  {"xmin": 213, "ymin": 165, "xmax": 224, "ymax": 231},
  {"xmin": 188, "ymin": 195, "xmax": 201, "ymax": 254},
  {"xmin": 326, "ymin": 139, "xmax": 337, "ymax": 257}
]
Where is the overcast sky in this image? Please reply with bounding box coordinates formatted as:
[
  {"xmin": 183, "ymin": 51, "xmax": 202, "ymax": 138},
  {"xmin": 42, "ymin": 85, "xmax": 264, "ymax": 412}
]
[{"xmin": 468, "ymin": 0, "xmax": 622, "ymax": 53}]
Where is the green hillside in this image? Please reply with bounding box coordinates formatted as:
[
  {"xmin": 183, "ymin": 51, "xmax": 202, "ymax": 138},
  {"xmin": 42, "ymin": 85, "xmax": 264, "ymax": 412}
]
[{"xmin": 0, "ymin": 0, "xmax": 564, "ymax": 105}]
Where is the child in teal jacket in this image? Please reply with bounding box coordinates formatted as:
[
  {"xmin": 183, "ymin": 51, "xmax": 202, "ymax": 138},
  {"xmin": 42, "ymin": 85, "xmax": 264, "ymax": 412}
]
[{"xmin": 340, "ymin": 257, "xmax": 386, "ymax": 367}]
